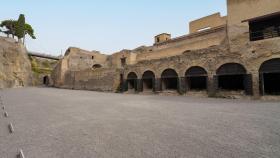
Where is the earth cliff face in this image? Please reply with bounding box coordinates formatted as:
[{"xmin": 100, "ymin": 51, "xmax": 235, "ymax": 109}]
[{"xmin": 0, "ymin": 37, "xmax": 32, "ymax": 88}]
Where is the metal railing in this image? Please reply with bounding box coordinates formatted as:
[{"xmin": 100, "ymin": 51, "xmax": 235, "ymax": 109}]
[{"xmin": 250, "ymin": 26, "xmax": 280, "ymax": 41}]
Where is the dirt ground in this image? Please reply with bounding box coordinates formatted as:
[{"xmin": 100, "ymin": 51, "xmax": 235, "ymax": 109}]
[{"xmin": 0, "ymin": 87, "xmax": 280, "ymax": 158}]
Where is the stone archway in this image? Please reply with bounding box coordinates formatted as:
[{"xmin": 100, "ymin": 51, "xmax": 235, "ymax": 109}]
[
  {"xmin": 216, "ymin": 63, "xmax": 247, "ymax": 91},
  {"xmin": 142, "ymin": 71, "xmax": 155, "ymax": 92},
  {"xmin": 127, "ymin": 72, "xmax": 138, "ymax": 91},
  {"xmin": 43, "ymin": 76, "xmax": 50, "ymax": 86},
  {"xmin": 185, "ymin": 66, "xmax": 208, "ymax": 91},
  {"xmin": 161, "ymin": 69, "xmax": 178, "ymax": 91},
  {"xmin": 259, "ymin": 58, "xmax": 280, "ymax": 95}
]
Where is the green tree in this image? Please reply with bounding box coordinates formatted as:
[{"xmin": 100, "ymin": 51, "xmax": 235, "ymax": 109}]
[
  {"xmin": 0, "ymin": 20, "xmax": 17, "ymax": 38},
  {"xmin": 24, "ymin": 23, "xmax": 36, "ymax": 39},
  {"xmin": 0, "ymin": 14, "xmax": 36, "ymax": 44},
  {"xmin": 15, "ymin": 14, "xmax": 26, "ymax": 42}
]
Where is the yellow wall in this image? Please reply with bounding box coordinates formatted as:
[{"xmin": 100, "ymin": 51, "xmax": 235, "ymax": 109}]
[
  {"xmin": 189, "ymin": 13, "xmax": 227, "ymax": 33},
  {"xmin": 136, "ymin": 26, "xmax": 226, "ymax": 62},
  {"xmin": 154, "ymin": 33, "xmax": 171, "ymax": 44},
  {"xmin": 227, "ymin": 0, "xmax": 280, "ymax": 25},
  {"xmin": 227, "ymin": 0, "xmax": 280, "ymax": 52}
]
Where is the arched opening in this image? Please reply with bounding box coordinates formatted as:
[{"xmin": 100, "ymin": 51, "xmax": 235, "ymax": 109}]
[
  {"xmin": 127, "ymin": 72, "xmax": 138, "ymax": 91},
  {"xmin": 185, "ymin": 66, "xmax": 207, "ymax": 90},
  {"xmin": 216, "ymin": 63, "xmax": 247, "ymax": 91},
  {"xmin": 259, "ymin": 58, "xmax": 280, "ymax": 95},
  {"xmin": 142, "ymin": 71, "xmax": 155, "ymax": 92},
  {"xmin": 92, "ymin": 64, "xmax": 102, "ymax": 69},
  {"xmin": 43, "ymin": 76, "xmax": 49, "ymax": 86},
  {"xmin": 161, "ymin": 69, "xmax": 178, "ymax": 91}
]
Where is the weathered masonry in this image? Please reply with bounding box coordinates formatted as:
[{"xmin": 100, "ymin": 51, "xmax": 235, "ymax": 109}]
[{"xmin": 52, "ymin": 0, "xmax": 280, "ymax": 99}]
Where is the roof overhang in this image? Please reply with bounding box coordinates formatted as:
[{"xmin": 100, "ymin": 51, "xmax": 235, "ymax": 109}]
[{"xmin": 242, "ymin": 11, "xmax": 280, "ymax": 23}]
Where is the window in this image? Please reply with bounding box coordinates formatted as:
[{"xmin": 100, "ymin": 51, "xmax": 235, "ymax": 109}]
[
  {"xmin": 121, "ymin": 57, "xmax": 126, "ymax": 67},
  {"xmin": 157, "ymin": 37, "xmax": 160, "ymax": 43},
  {"xmin": 92, "ymin": 56, "xmax": 94, "ymax": 60},
  {"xmin": 249, "ymin": 14, "xmax": 280, "ymax": 41}
]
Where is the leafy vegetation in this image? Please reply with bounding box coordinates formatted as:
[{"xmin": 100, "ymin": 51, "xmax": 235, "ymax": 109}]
[{"xmin": 0, "ymin": 14, "xmax": 36, "ymax": 43}]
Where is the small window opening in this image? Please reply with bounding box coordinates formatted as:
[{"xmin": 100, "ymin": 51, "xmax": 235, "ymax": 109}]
[
  {"xmin": 157, "ymin": 37, "xmax": 160, "ymax": 43},
  {"xmin": 249, "ymin": 14, "xmax": 280, "ymax": 41},
  {"xmin": 121, "ymin": 57, "xmax": 126, "ymax": 67}
]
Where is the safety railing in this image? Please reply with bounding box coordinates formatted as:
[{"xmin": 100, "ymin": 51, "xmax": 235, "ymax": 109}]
[{"xmin": 250, "ymin": 26, "xmax": 280, "ymax": 41}]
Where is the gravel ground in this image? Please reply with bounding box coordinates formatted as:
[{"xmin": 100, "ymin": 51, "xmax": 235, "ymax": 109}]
[{"xmin": 0, "ymin": 87, "xmax": 280, "ymax": 158}]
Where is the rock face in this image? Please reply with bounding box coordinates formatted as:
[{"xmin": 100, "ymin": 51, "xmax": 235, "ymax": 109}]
[
  {"xmin": 29, "ymin": 56, "xmax": 58, "ymax": 86},
  {"xmin": 0, "ymin": 37, "xmax": 32, "ymax": 88}
]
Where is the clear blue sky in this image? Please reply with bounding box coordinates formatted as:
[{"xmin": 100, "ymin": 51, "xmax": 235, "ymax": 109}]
[{"xmin": 0, "ymin": 0, "xmax": 227, "ymax": 55}]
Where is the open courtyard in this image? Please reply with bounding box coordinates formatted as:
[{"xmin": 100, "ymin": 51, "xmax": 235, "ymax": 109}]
[{"xmin": 0, "ymin": 88, "xmax": 279, "ymax": 158}]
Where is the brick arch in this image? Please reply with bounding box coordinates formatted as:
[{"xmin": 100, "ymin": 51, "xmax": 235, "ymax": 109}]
[
  {"xmin": 161, "ymin": 68, "xmax": 179, "ymax": 78},
  {"xmin": 215, "ymin": 63, "xmax": 250, "ymax": 94},
  {"xmin": 158, "ymin": 66, "xmax": 179, "ymax": 77},
  {"xmin": 127, "ymin": 72, "xmax": 138, "ymax": 79},
  {"xmin": 185, "ymin": 66, "xmax": 208, "ymax": 77},
  {"xmin": 214, "ymin": 60, "xmax": 248, "ymax": 75},
  {"xmin": 161, "ymin": 68, "xmax": 179, "ymax": 91},
  {"xmin": 140, "ymin": 68, "xmax": 158, "ymax": 78},
  {"xmin": 124, "ymin": 70, "xmax": 140, "ymax": 79},
  {"xmin": 216, "ymin": 63, "xmax": 247, "ymax": 75},
  {"xmin": 259, "ymin": 58, "xmax": 280, "ymax": 73},
  {"xmin": 252, "ymin": 55, "xmax": 280, "ymax": 73},
  {"xmin": 142, "ymin": 70, "xmax": 156, "ymax": 79},
  {"xmin": 259, "ymin": 58, "xmax": 280, "ymax": 96}
]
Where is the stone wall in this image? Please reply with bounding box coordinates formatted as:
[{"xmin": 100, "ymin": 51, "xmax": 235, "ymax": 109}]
[
  {"xmin": 123, "ymin": 36, "xmax": 280, "ymax": 98},
  {"xmin": 189, "ymin": 13, "xmax": 227, "ymax": 33},
  {"xmin": 0, "ymin": 37, "xmax": 32, "ymax": 88},
  {"xmin": 136, "ymin": 26, "xmax": 227, "ymax": 62},
  {"xmin": 29, "ymin": 56, "xmax": 58, "ymax": 86},
  {"xmin": 59, "ymin": 68, "xmax": 121, "ymax": 92},
  {"xmin": 51, "ymin": 1, "xmax": 280, "ymax": 98},
  {"xmin": 227, "ymin": 0, "xmax": 280, "ymax": 52}
]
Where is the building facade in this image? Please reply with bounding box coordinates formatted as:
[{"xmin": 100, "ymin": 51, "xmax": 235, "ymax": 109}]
[{"xmin": 52, "ymin": 0, "xmax": 280, "ymax": 99}]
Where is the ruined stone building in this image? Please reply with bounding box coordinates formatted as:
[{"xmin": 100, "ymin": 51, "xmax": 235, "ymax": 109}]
[{"xmin": 52, "ymin": 0, "xmax": 280, "ymax": 99}]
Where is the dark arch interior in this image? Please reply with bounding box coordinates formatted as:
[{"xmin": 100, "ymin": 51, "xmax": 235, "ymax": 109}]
[
  {"xmin": 127, "ymin": 72, "xmax": 137, "ymax": 91},
  {"xmin": 185, "ymin": 67, "xmax": 207, "ymax": 90},
  {"xmin": 43, "ymin": 76, "xmax": 49, "ymax": 86},
  {"xmin": 161, "ymin": 69, "xmax": 178, "ymax": 90},
  {"xmin": 92, "ymin": 64, "xmax": 102, "ymax": 69},
  {"xmin": 217, "ymin": 63, "xmax": 246, "ymax": 91},
  {"xmin": 142, "ymin": 71, "xmax": 155, "ymax": 91},
  {"xmin": 260, "ymin": 58, "xmax": 280, "ymax": 95}
]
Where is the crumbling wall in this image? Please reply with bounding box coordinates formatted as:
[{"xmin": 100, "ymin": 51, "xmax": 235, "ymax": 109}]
[
  {"xmin": 124, "ymin": 34, "xmax": 280, "ymax": 99},
  {"xmin": 60, "ymin": 68, "xmax": 121, "ymax": 92},
  {"xmin": 0, "ymin": 37, "xmax": 32, "ymax": 88},
  {"xmin": 29, "ymin": 56, "xmax": 58, "ymax": 86}
]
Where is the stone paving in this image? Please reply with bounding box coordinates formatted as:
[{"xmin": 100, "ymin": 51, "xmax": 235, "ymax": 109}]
[{"xmin": 0, "ymin": 87, "xmax": 280, "ymax": 158}]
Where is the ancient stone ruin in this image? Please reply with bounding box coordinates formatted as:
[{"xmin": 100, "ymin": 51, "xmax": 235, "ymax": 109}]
[{"xmin": 51, "ymin": 0, "xmax": 280, "ymax": 99}]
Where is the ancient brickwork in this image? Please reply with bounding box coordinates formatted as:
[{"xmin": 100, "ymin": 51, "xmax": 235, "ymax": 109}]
[
  {"xmin": 51, "ymin": 0, "xmax": 280, "ymax": 99},
  {"xmin": 61, "ymin": 68, "xmax": 121, "ymax": 92}
]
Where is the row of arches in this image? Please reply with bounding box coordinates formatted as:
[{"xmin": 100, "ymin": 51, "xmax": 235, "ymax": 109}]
[{"xmin": 124, "ymin": 58, "xmax": 280, "ymax": 96}]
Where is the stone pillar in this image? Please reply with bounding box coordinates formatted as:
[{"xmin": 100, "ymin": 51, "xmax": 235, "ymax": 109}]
[
  {"xmin": 207, "ymin": 75, "xmax": 217, "ymax": 97},
  {"xmin": 244, "ymin": 74, "xmax": 253, "ymax": 96},
  {"xmin": 178, "ymin": 77, "xmax": 186, "ymax": 94},
  {"xmin": 252, "ymin": 72, "xmax": 261, "ymax": 99},
  {"xmin": 154, "ymin": 78, "xmax": 161, "ymax": 92},
  {"xmin": 137, "ymin": 79, "xmax": 143, "ymax": 92}
]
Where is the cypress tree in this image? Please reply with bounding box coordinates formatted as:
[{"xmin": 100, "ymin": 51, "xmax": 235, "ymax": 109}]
[{"xmin": 15, "ymin": 14, "xmax": 25, "ymax": 41}]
